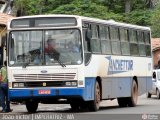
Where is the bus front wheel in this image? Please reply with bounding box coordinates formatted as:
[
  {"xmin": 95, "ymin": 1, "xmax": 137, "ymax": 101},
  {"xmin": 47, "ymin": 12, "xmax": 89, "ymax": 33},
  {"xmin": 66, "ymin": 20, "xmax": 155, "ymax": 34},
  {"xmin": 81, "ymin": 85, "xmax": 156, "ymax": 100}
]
[
  {"xmin": 88, "ymin": 81, "xmax": 101, "ymax": 111},
  {"xmin": 26, "ymin": 101, "xmax": 38, "ymax": 113},
  {"xmin": 70, "ymin": 103, "xmax": 80, "ymax": 111},
  {"xmin": 128, "ymin": 80, "xmax": 138, "ymax": 107}
]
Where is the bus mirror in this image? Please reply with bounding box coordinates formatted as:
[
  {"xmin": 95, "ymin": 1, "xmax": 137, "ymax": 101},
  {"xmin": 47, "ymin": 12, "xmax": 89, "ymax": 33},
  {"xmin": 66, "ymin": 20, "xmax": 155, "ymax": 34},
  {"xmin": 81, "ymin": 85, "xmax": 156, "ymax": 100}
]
[
  {"xmin": 86, "ymin": 29, "xmax": 92, "ymax": 41},
  {"xmin": 153, "ymin": 72, "xmax": 156, "ymax": 79}
]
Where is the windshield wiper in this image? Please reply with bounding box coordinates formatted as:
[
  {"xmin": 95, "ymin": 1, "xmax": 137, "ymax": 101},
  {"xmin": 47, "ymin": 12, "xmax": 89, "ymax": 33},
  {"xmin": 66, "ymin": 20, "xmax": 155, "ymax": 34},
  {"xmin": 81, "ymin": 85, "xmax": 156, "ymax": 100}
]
[
  {"xmin": 22, "ymin": 54, "xmax": 30, "ymax": 68},
  {"xmin": 49, "ymin": 51, "xmax": 66, "ymax": 67},
  {"xmin": 57, "ymin": 59, "xmax": 66, "ymax": 67},
  {"xmin": 22, "ymin": 62, "xmax": 30, "ymax": 68}
]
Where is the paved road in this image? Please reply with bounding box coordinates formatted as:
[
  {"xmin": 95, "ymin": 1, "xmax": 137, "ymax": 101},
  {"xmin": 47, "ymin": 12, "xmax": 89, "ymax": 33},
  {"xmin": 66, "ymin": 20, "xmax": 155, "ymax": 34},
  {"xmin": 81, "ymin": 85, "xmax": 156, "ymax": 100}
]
[{"xmin": 0, "ymin": 94, "xmax": 160, "ymax": 120}]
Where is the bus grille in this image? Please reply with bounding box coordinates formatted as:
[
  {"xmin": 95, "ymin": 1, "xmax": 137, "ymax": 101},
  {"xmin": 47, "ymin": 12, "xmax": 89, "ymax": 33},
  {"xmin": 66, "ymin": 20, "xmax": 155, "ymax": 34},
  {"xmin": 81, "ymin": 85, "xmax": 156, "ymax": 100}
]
[
  {"xmin": 25, "ymin": 81, "xmax": 76, "ymax": 87},
  {"xmin": 12, "ymin": 81, "xmax": 77, "ymax": 87},
  {"xmin": 14, "ymin": 73, "xmax": 76, "ymax": 81}
]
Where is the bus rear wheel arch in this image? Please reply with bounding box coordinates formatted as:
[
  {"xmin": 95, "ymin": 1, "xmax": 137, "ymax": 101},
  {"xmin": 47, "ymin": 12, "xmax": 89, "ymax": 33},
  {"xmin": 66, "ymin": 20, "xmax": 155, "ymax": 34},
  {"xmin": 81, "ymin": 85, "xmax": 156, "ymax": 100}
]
[
  {"xmin": 88, "ymin": 80, "xmax": 101, "ymax": 111},
  {"xmin": 128, "ymin": 79, "xmax": 138, "ymax": 107},
  {"xmin": 118, "ymin": 79, "xmax": 138, "ymax": 107}
]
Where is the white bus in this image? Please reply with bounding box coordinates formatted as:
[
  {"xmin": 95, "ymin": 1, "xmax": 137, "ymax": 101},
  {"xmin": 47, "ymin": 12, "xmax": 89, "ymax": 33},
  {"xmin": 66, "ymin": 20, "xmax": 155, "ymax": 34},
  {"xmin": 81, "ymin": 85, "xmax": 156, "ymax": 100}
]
[{"xmin": 7, "ymin": 15, "xmax": 152, "ymax": 112}]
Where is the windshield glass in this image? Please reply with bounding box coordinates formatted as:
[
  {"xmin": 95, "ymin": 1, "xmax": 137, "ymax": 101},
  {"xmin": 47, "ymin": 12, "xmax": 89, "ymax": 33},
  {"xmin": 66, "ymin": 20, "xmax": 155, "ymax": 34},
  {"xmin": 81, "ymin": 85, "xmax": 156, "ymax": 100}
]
[{"xmin": 9, "ymin": 29, "xmax": 82, "ymax": 66}]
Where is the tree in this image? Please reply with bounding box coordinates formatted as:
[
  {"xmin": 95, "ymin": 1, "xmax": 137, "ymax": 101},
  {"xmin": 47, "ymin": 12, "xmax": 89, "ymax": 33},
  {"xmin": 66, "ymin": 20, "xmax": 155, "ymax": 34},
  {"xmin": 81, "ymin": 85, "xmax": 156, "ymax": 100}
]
[
  {"xmin": 13, "ymin": 0, "xmax": 152, "ymax": 29},
  {"xmin": 124, "ymin": 9, "xmax": 152, "ymax": 25},
  {"xmin": 13, "ymin": 0, "xmax": 31, "ymax": 16},
  {"xmin": 151, "ymin": 4, "xmax": 160, "ymax": 37}
]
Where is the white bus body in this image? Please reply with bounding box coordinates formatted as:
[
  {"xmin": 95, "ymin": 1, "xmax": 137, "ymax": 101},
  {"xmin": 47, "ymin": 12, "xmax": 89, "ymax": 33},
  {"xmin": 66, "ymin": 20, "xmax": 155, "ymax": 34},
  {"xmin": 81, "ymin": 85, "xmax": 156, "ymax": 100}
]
[{"xmin": 7, "ymin": 15, "xmax": 152, "ymax": 112}]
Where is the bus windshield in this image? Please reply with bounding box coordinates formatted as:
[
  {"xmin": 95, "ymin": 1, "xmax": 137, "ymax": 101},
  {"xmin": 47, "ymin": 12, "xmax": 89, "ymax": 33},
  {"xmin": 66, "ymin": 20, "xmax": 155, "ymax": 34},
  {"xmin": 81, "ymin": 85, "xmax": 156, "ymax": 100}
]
[{"xmin": 9, "ymin": 29, "xmax": 82, "ymax": 66}]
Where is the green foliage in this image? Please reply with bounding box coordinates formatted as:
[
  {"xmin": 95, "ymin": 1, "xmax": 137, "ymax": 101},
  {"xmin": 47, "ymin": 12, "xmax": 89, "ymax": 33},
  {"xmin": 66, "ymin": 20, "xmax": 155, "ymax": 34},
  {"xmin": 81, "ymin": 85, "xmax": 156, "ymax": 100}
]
[
  {"xmin": 49, "ymin": 0, "xmax": 124, "ymax": 21},
  {"xmin": 151, "ymin": 5, "xmax": 160, "ymax": 37},
  {"xmin": 50, "ymin": 1, "xmax": 106, "ymax": 17},
  {"xmin": 124, "ymin": 10, "xmax": 152, "ymax": 26},
  {"xmin": 14, "ymin": 0, "xmax": 160, "ymax": 37}
]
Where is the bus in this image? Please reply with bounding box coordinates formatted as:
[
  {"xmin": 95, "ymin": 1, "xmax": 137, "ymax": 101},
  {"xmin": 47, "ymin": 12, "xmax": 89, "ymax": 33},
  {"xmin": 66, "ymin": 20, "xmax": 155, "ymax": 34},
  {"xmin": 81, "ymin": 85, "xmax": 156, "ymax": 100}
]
[{"xmin": 7, "ymin": 15, "xmax": 152, "ymax": 112}]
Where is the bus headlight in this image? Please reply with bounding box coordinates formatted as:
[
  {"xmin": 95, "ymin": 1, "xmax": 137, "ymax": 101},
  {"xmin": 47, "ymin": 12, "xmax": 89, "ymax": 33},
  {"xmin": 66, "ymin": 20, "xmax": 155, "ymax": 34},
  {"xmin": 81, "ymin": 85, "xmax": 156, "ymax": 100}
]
[
  {"xmin": 19, "ymin": 83, "xmax": 25, "ymax": 87},
  {"xmin": 13, "ymin": 83, "xmax": 25, "ymax": 88},
  {"xmin": 71, "ymin": 82, "xmax": 77, "ymax": 86},
  {"xmin": 65, "ymin": 81, "xmax": 77, "ymax": 86},
  {"xmin": 13, "ymin": 83, "xmax": 19, "ymax": 88},
  {"xmin": 65, "ymin": 82, "xmax": 71, "ymax": 86}
]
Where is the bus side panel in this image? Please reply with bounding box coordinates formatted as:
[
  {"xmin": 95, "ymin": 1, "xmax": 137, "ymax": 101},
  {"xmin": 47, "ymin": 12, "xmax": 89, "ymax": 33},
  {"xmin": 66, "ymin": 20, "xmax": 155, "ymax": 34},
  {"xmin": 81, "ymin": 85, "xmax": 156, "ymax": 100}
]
[
  {"xmin": 84, "ymin": 77, "xmax": 96, "ymax": 100},
  {"xmin": 146, "ymin": 77, "xmax": 152, "ymax": 91},
  {"xmin": 102, "ymin": 76, "xmax": 152, "ymax": 99},
  {"xmin": 102, "ymin": 77, "xmax": 132, "ymax": 99},
  {"xmin": 138, "ymin": 76, "xmax": 152, "ymax": 95}
]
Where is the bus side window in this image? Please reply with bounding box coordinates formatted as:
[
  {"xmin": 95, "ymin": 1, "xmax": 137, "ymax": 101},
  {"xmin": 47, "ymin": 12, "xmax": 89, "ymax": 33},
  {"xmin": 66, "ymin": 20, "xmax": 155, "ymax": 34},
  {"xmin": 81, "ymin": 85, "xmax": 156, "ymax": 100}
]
[
  {"xmin": 120, "ymin": 28, "xmax": 130, "ymax": 55},
  {"xmin": 144, "ymin": 32, "xmax": 151, "ymax": 57},
  {"xmin": 83, "ymin": 28, "xmax": 91, "ymax": 52},
  {"xmin": 99, "ymin": 25, "xmax": 111, "ymax": 54},
  {"xmin": 110, "ymin": 26, "xmax": 121, "ymax": 55},
  {"xmin": 82, "ymin": 26, "xmax": 92, "ymax": 65},
  {"xmin": 129, "ymin": 29, "xmax": 139, "ymax": 56},
  {"xmin": 137, "ymin": 31, "xmax": 146, "ymax": 56},
  {"xmin": 90, "ymin": 24, "xmax": 101, "ymax": 53}
]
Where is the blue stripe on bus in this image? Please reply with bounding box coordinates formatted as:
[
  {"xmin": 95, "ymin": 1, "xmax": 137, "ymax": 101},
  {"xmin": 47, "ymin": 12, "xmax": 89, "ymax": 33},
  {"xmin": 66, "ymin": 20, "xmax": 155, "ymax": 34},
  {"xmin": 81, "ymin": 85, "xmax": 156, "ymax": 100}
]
[
  {"xmin": 9, "ymin": 76, "xmax": 152, "ymax": 101},
  {"xmin": 9, "ymin": 77, "xmax": 96, "ymax": 101}
]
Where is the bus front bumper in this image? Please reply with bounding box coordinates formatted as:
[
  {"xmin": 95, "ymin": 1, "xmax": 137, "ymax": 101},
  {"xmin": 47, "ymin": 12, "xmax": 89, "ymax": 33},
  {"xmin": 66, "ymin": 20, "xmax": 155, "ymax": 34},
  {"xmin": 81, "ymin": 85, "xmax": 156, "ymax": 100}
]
[{"xmin": 9, "ymin": 87, "xmax": 94, "ymax": 102}]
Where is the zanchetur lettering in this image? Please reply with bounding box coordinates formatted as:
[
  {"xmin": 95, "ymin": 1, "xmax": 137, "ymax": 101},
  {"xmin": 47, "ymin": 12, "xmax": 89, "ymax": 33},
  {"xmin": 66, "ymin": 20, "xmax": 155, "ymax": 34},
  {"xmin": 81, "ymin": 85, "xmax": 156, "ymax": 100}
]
[{"xmin": 106, "ymin": 56, "xmax": 133, "ymax": 72}]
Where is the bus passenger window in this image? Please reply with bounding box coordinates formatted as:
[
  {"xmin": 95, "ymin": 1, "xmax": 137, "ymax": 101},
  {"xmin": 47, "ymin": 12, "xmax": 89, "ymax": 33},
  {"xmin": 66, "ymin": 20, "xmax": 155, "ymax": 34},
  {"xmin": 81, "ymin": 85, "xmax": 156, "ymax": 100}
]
[
  {"xmin": 120, "ymin": 28, "xmax": 130, "ymax": 55},
  {"xmin": 137, "ymin": 31, "xmax": 146, "ymax": 56},
  {"xmin": 110, "ymin": 26, "xmax": 121, "ymax": 55},
  {"xmin": 90, "ymin": 25, "xmax": 101, "ymax": 53},
  {"xmin": 129, "ymin": 30, "xmax": 139, "ymax": 56},
  {"xmin": 83, "ymin": 29, "xmax": 91, "ymax": 52},
  {"xmin": 99, "ymin": 26, "xmax": 111, "ymax": 54},
  {"xmin": 82, "ymin": 28, "xmax": 92, "ymax": 65},
  {"xmin": 144, "ymin": 32, "xmax": 151, "ymax": 56}
]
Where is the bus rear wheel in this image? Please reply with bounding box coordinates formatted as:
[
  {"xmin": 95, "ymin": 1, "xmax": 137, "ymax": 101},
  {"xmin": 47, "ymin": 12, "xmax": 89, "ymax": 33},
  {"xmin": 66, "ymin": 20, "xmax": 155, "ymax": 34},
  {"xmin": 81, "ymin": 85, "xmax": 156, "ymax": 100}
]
[
  {"xmin": 128, "ymin": 80, "xmax": 138, "ymax": 107},
  {"xmin": 26, "ymin": 101, "xmax": 38, "ymax": 113},
  {"xmin": 88, "ymin": 81, "xmax": 101, "ymax": 111}
]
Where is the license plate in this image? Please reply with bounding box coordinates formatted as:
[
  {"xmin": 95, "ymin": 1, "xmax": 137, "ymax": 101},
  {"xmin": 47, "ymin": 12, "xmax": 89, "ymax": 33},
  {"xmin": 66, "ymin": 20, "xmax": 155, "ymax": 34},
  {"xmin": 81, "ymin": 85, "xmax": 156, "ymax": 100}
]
[{"xmin": 38, "ymin": 90, "xmax": 51, "ymax": 94}]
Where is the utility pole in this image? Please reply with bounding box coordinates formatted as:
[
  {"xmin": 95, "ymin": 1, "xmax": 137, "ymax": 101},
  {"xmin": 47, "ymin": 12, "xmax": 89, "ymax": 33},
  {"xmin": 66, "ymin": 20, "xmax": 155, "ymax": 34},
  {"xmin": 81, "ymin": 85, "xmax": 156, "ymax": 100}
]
[{"xmin": 125, "ymin": 0, "xmax": 131, "ymax": 13}]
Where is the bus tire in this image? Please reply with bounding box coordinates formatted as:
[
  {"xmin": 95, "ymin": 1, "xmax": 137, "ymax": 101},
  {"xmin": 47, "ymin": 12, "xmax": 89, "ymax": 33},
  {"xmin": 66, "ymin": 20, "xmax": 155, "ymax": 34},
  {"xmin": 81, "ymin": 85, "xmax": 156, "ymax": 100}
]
[
  {"xmin": 88, "ymin": 81, "xmax": 101, "ymax": 111},
  {"xmin": 146, "ymin": 92, "xmax": 151, "ymax": 98},
  {"xmin": 156, "ymin": 89, "xmax": 160, "ymax": 99},
  {"xmin": 70, "ymin": 103, "xmax": 80, "ymax": 111},
  {"xmin": 117, "ymin": 98, "xmax": 128, "ymax": 107},
  {"xmin": 128, "ymin": 80, "xmax": 138, "ymax": 107},
  {"xmin": 26, "ymin": 101, "xmax": 38, "ymax": 113}
]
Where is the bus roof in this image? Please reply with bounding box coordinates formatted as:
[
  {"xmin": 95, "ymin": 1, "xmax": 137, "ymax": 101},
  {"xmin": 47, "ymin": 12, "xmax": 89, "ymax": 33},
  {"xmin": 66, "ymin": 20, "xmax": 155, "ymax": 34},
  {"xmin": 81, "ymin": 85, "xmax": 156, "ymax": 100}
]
[{"xmin": 9, "ymin": 14, "xmax": 150, "ymax": 31}]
